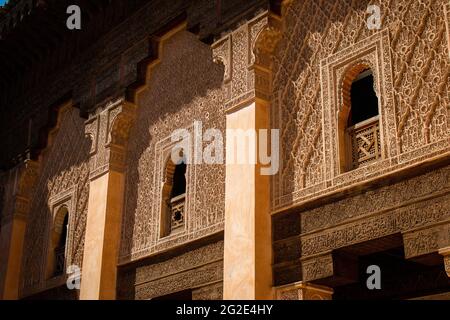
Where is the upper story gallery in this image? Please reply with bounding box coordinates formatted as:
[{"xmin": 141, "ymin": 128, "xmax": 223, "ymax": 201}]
[{"xmin": 0, "ymin": 0, "xmax": 449, "ymax": 300}]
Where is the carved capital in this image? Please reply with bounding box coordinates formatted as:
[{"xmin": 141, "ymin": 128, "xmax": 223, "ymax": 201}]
[
  {"xmin": 16, "ymin": 160, "xmax": 39, "ymax": 199},
  {"xmin": 85, "ymin": 98, "xmax": 137, "ymax": 179},
  {"xmin": 301, "ymin": 254, "xmax": 334, "ymax": 282},
  {"xmin": 0, "ymin": 160, "xmax": 39, "ymax": 225},
  {"xmin": 253, "ymin": 24, "xmax": 282, "ymax": 69},
  {"xmin": 13, "ymin": 160, "xmax": 39, "ymax": 222},
  {"xmin": 212, "ymin": 11, "xmax": 282, "ymax": 111},
  {"xmin": 301, "ymin": 251, "xmax": 360, "ymax": 285},
  {"xmin": 276, "ymin": 282, "xmax": 333, "ymax": 300},
  {"xmin": 403, "ymin": 223, "xmax": 450, "ymax": 260}
]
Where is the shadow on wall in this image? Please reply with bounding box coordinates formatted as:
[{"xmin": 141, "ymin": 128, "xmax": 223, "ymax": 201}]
[
  {"xmin": 270, "ymin": 0, "xmax": 378, "ymax": 287},
  {"xmin": 273, "ymin": 0, "xmax": 374, "ymax": 203},
  {"xmin": 21, "ymin": 106, "xmax": 91, "ymax": 300},
  {"xmin": 117, "ymin": 30, "xmax": 225, "ymax": 300}
]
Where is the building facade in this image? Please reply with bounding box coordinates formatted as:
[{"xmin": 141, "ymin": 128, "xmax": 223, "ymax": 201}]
[{"xmin": 0, "ymin": 0, "xmax": 449, "ymax": 300}]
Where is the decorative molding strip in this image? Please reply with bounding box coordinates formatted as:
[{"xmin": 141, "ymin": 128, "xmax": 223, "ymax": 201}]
[
  {"xmin": 273, "ymin": 146, "xmax": 450, "ymax": 212},
  {"xmin": 301, "ymin": 164, "xmax": 450, "ymax": 234},
  {"xmin": 301, "ymin": 192, "xmax": 450, "ymax": 259}
]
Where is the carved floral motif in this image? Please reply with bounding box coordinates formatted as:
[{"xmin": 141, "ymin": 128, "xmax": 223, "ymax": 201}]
[
  {"xmin": 271, "ymin": 0, "xmax": 450, "ymax": 211},
  {"xmin": 21, "ymin": 106, "xmax": 90, "ymax": 296},
  {"xmin": 119, "ymin": 31, "xmax": 227, "ymax": 263}
]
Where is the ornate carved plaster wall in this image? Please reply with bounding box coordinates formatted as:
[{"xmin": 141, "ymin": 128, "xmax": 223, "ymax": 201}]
[
  {"xmin": 20, "ymin": 106, "xmax": 91, "ymax": 297},
  {"xmin": 119, "ymin": 30, "xmax": 227, "ymax": 263},
  {"xmin": 271, "ymin": 0, "xmax": 450, "ymax": 211}
]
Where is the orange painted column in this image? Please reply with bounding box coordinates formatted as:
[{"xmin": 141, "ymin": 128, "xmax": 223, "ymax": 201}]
[
  {"xmin": 223, "ymin": 100, "xmax": 273, "ymax": 300},
  {"xmin": 80, "ymin": 100, "xmax": 135, "ymax": 300},
  {"xmin": 0, "ymin": 161, "xmax": 38, "ymax": 300},
  {"xmin": 214, "ymin": 11, "xmax": 282, "ymax": 300}
]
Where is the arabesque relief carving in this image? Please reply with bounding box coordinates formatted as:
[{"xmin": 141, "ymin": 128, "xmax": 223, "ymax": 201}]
[
  {"xmin": 119, "ymin": 30, "xmax": 227, "ymax": 263},
  {"xmin": 212, "ymin": 11, "xmax": 282, "ymax": 110},
  {"xmin": 298, "ymin": 164, "xmax": 450, "ymax": 282},
  {"xmin": 85, "ymin": 98, "xmax": 137, "ymax": 180},
  {"xmin": 120, "ymin": 11, "xmax": 283, "ymax": 263},
  {"xmin": 271, "ymin": 0, "xmax": 450, "ymax": 211},
  {"xmin": 20, "ymin": 106, "xmax": 90, "ymax": 297}
]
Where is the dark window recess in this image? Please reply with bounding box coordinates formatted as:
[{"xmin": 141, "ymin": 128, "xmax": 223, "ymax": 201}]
[
  {"xmin": 171, "ymin": 162, "xmax": 186, "ymax": 198},
  {"xmin": 54, "ymin": 214, "xmax": 68, "ymax": 277},
  {"xmin": 348, "ymin": 70, "xmax": 379, "ymax": 127}
]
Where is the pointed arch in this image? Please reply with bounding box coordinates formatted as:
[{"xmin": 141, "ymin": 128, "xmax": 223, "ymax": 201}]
[
  {"xmin": 46, "ymin": 205, "xmax": 69, "ymax": 278},
  {"xmin": 338, "ymin": 63, "xmax": 382, "ymax": 172},
  {"xmin": 160, "ymin": 154, "xmax": 187, "ymax": 238}
]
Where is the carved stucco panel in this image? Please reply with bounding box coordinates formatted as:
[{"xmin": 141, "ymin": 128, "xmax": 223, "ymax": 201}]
[
  {"xmin": 131, "ymin": 241, "xmax": 224, "ymax": 300},
  {"xmin": 21, "ymin": 106, "xmax": 90, "ymax": 296},
  {"xmin": 403, "ymin": 223, "xmax": 450, "ymax": 259},
  {"xmin": 271, "ymin": 0, "xmax": 450, "ymax": 211},
  {"xmin": 120, "ymin": 31, "xmax": 226, "ymax": 262},
  {"xmin": 301, "ymin": 164, "xmax": 450, "ymax": 233},
  {"xmin": 301, "ymin": 191, "xmax": 450, "ymax": 258}
]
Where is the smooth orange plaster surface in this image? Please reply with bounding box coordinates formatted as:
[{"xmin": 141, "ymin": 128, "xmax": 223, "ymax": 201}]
[
  {"xmin": 224, "ymin": 101, "xmax": 273, "ymax": 300},
  {"xmin": 80, "ymin": 171, "xmax": 125, "ymax": 300}
]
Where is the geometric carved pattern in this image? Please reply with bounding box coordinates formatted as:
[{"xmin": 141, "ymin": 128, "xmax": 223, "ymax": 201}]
[
  {"xmin": 120, "ymin": 11, "xmax": 281, "ymax": 263},
  {"xmin": 349, "ymin": 117, "xmax": 382, "ymax": 169},
  {"xmin": 119, "ymin": 31, "xmax": 226, "ymax": 263},
  {"xmin": 301, "ymin": 192, "xmax": 450, "ymax": 258},
  {"xmin": 212, "ymin": 11, "xmax": 281, "ymax": 110},
  {"xmin": 322, "ymin": 29, "xmax": 396, "ymax": 177},
  {"xmin": 272, "ymin": 162, "xmax": 450, "ymax": 283},
  {"xmin": 403, "ymin": 224, "xmax": 450, "ymax": 260},
  {"xmin": 301, "ymin": 254, "xmax": 334, "ymax": 283},
  {"xmin": 20, "ymin": 106, "xmax": 90, "ymax": 297},
  {"xmin": 299, "ymin": 164, "xmax": 450, "ymax": 264},
  {"xmin": 118, "ymin": 240, "xmax": 224, "ymax": 300},
  {"xmin": 271, "ymin": 0, "xmax": 450, "ymax": 211},
  {"xmin": 297, "ymin": 165, "xmax": 450, "ymax": 282},
  {"xmin": 85, "ymin": 98, "xmax": 136, "ymax": 180},
  {"xmin": 301, "ymin": 165, "xmax": 450, "ymax": 234}
]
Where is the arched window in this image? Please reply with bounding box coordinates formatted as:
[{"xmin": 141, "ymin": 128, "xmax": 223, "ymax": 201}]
[
  {"xmin": 54, "ymin": 213, "xmax": 69, "ymax": 276},
  {"xmin": 339, "ymin": 67, "xmax": 382, "ymax": 172},
  {"xmin": 47, "ymin": 206, "xmax": 69, "ymax": 278},
  {"xmin": 160, "ymin": 154, "xmax": 187, "ymax": 238}
]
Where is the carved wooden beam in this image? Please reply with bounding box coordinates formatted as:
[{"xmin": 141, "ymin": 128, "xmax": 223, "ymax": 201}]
[
  {"xmin": 403, "ymin": 223, "xmax": 450, "ymax": 262},
  {"xmin": 301, "ymin": 251, "xmax": 359, "ymax": 286},
  {"xmin": 276, "ymin": 281, "xmax": 333, "ymax": 300}
]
